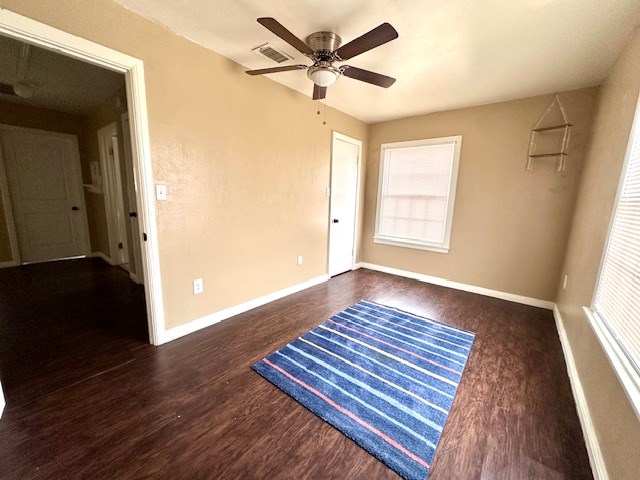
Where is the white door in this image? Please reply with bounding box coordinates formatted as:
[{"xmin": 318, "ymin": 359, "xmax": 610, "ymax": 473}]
[
  {"xmin": 98, "ymin": 122, "xmax": 129, "ymax": 267},
  {"xmin": 0, "ymin": 126, "xmax": 89, "ymax": 263},
  {"xmin": 328, "ymin": 133, "xmax": 361, "ymax": 276},
  {"xmin": 121, "ymin": 113, "xmax": 144, "ymax": 284},
  {"xmin": 110, "ymin": 135, "xmax": 129, "ymax": 266}
]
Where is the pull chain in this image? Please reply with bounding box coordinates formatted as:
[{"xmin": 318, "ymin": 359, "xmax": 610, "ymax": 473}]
[{"xmin": 316, "ymin": 100, "xmax": 327, "ymax": 126}]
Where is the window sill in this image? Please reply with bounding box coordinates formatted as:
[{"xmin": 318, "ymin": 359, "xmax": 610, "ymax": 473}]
[
  {"xmin": 373, "ymin": 236, "xmax": 449, "ymax": 253},
  {"xmin": 583, "ymin": 306, "xmax": 640, "ymax": 421}
]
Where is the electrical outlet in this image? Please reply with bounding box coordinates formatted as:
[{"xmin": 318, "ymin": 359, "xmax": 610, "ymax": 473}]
[
  {"xmin": 562, "ymin": 274, "xmax": 568, "ymax": 289},
  {"xmin": 297, "ymin": 255, "xmax": 303, "ymax": 266},
  {"xmin": 193, "ymin": 278, "xmax": 203, "ymax": 294}
]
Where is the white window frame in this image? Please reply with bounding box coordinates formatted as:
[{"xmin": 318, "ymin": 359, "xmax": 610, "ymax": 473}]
[
  {"xmin": 585, "ymin": 87, "xmax": 640, "ymax": 420},
  {"xmin": 373, "ymin": 136, "xmax": 462, "ymax": 253}
]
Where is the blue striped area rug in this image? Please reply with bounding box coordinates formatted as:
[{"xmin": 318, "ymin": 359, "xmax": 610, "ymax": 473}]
[{"xmin": 252, "ymin": 300, "xmax": 475, "ymax": 480}]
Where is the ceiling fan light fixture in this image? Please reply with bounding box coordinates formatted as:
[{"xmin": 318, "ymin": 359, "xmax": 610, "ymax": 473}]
[{"xmin": 307, "ymin": 66, "xmax": 339, "ymax": 87}]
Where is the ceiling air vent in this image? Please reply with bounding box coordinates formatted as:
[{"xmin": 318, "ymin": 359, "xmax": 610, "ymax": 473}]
[{"xmin": 252, "ymin": 43, "xmax": 292, "ymax": 64}]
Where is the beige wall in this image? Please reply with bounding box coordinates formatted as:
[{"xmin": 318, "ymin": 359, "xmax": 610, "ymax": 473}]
[
  {"xmin": 556, "ymin": 26, "xmax": 640, "ymax": 479},
  {"xmin": 0, "ymin": 99, "xmax": 85, "ymax": 262},
  {"xmin": 363, "ymin": 88, "xmax": 598, "ymax": 301},
  {"xmin": 0, "ymin": 0, "xmax": 368, "ymax": 329}
]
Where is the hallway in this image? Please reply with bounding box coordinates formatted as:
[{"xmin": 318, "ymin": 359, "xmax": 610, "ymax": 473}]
[{"xmin": 0, "ymin": 257, "xmax": 147, "ymax": 405}]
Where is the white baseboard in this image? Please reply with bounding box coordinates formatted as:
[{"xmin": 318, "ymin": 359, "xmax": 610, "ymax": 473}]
[
  {"xmin": 553, "ymin": 305, "xmax": 608, "ymax": 480},
  {"xmin": 0, "ymin": 381, "xmax": 5, "ymax": 418},
  {"xmin": 160, "ymin": 274, "xmax": 330, "ymax": 343},
  {"xmin": 91, "ymin": 251, "xmax": 113, "ymax": 265},
  {"xmin": 0, "ymin": 260, "xmax": 18, "ymax": 269},
  {"xmin": 356, "ymin": 262, "xmax": 554, "ymax": 310}
]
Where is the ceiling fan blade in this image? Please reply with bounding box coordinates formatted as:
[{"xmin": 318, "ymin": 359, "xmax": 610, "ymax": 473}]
[
  {"xmin": 257, "ymin": 18, "xmax": 314, "ymax": 56},
  {"xmin": 245, "ymin": 64, "xmax": 307, "ymax": 76},
  {"xmin": 0, "ymin": 83, "xmax": 16, "ymax": 95},
  {"xmin": 342, "ymin": 66, "xmax": 396, "ymax": 88},
  {"xmin": 313, "ymin": 84, "xmax": 327, "ymax": 100},
  {"xmin": 335, "ymin": 23, "xmax": 398, "ymax": 61}
]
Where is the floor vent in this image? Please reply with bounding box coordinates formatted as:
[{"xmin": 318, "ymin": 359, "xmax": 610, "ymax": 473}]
[{"xmin": 252, "ymin": 43, "xmax": 293, "ymax": 64}]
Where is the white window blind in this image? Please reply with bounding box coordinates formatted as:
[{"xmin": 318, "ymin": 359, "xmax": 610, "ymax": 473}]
[
  {"xmin": 593, "ymin": 99, "xmax": 640, "ymax": 377},
  {"xmin": 374, "ymin": 136, "xmax": 462, "ymax": 252}
]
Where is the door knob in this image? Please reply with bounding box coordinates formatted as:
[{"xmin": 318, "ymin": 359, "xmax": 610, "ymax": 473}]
[
  {"xmin": 333, "ymin": 219, "xmax": 339, "ymax": 223},
  {"xmin": 71, "ymin": 206, "xmax": 79, "ymax": 211}
]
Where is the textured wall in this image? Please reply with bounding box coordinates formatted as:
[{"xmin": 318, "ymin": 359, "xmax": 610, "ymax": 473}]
[
  {"xmin": 556, "ymin": 26, "xmax": 640, "ymax": 480},
  {"xmin": 364, "ymin": 88, "xmax": 598, "ymax": 301}
]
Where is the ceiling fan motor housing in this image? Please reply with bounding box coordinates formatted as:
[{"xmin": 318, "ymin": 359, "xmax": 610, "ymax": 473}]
[{"xmin": 305, "ymin": 31, "xmax": 342, "ymax": 56}]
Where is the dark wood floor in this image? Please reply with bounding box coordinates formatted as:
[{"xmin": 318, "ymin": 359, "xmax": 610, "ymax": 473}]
[{"xmin": 0, "ymin": 261, "xmax": 592, "ymax": 479}]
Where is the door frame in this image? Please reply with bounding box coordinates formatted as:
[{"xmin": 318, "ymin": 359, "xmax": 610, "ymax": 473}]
[
  {"xmin": 0, "ymin": 125, "xmax": 91, "ymax": 263},
  {"xmin": 0, "ymin": 9, "xmax": 165, "ymax": 345},
  {"xmin": 97, "ymin": 122, "xmax": 129, "ymax": 266},
  {"xmin": 327, "ymin": 131, "xmax": 362, "ymax": 276}
]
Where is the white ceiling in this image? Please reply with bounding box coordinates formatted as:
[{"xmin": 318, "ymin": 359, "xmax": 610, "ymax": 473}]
[
  {"xmin": 114, "ymin": 0, "xmax": 640, "ymax": 123},
  {"xmin": 0, "ymin": 34, "xmax": 124, "ymax": 115}
]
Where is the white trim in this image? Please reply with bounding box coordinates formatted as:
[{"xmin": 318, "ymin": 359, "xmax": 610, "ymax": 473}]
[
  {"xmin": 0, "ymin": 8, "xmax": 165, "ymax": 345},
  {"xmin": 91, "ymin": 251, "xmax": 114, "ymax": 265},
  {"xmin": 583, "ymin": 307, "xmax": 640, "ymax": 420},
  {"xmin": 161, "ymin": 274, "xmax": 330, "ymax": 343},
  {"xmin": 554, "ymin": 305, "xmax": 609, "ymax": 480},
  {"xmin": 0, "ymin": 261, "xmax": 18, "ymax": 269},
  {"xmin": 373, "ymin": 237, "xmax": 450, "ymax": 253},
  {"xmin": 22, "ymin": 255, "xmax": 86, "ymax": 265},
  {"xmin": 358, "ymin": 262, "xmax": 554, "ymax": 309},
  {"xmin": 374, "ymin": 135, "xmax": 462, "ymax": 253},
  {"xmin": 328, "ymin": 131, "xmax": 362, "ymax": 276},
  {"xmin": 0, "ymin": 381, "xmax": 5, "ymax": 418}
]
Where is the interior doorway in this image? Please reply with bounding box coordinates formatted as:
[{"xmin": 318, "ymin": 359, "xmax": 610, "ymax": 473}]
[
  {"xmin": 328, "ymin": 132, "xmax": 361, "ymax": 277},
  {"xmin": 0, "ymin": 9, "xmax": 163, "ymax": 414},
  {"xmin": 0, "ymin": 8, "xmax": 163, "ymax": 346}
]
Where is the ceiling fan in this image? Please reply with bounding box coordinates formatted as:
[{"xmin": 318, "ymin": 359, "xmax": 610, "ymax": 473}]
[
  {"xmin": 0, "ymin": 43, "xmax": 34, "ymax": 98},
  {"xmin": 246, "ymin": 18, "xmax": 398, "ymax": 100}
]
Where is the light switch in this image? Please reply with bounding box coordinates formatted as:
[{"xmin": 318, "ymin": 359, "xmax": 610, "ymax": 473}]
[{"xmin": 156, "ymin": 184, "xmax": 167, "ymax": 200}]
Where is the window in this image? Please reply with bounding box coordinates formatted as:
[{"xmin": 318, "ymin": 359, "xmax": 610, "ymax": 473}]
[
  {"xmin": 374, "ymin": 136, "xmax": 462, "ymax": 253},
  {"xmin": 588, "ymin": 91, "xmax": 640, "ymax": 417}
]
